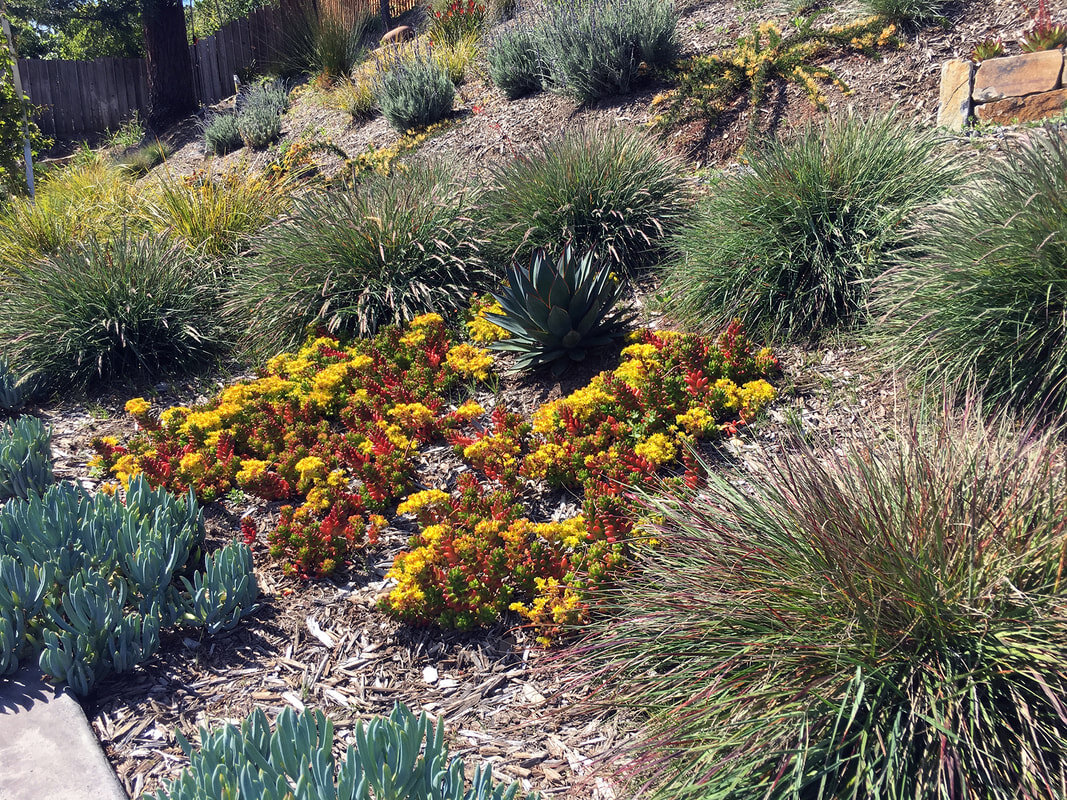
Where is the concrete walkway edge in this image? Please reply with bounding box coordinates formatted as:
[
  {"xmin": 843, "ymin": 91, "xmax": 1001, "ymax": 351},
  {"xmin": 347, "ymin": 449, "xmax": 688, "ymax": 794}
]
[{"xmin": 0, "ymin": 667, "xmax": 128, "ymax": 800}]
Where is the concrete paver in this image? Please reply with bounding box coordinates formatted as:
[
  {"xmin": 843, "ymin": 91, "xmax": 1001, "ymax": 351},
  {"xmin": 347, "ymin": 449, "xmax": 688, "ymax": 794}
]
[{"xmin": 0, "ymin": 668, "xmax": 127, "ymax": 800}]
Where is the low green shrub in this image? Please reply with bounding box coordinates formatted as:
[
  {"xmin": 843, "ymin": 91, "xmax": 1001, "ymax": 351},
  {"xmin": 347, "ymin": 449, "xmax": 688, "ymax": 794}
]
[
  {"xmin": 538, "ymin": 0, "xmax": 677, "ymax": 103},
  {"xmin": 241, "ymin": 80, "xmax": 291, "ymax": 116},
  {"xmin": 489, "ymin": 246, "xmax": 630, "ymax": 373},
  {"xmin": 487, "ymin": 26, "xmax": 543, "ymax": 99},
  {"xmin": 374, "ymin": 47, "xmax": 456, "ymax": 132},
  {"xmin": 481, "ymin": 125, "xmax": 689, "ymax": 275},
  {"xmin": 152, "ymin": 702, "xmax": 532, "ymax": 800},
  {"xmin": 235, "ymin": 162, "xmax": 486, "ymax": 351},
  {"xmin": 661, "ymin": 113, "xmax": 956, "ymax": 341},
  {"xmin": 0, "ymin": 415, "xmax": 52, "ymax": 501},
  {"xmin": 571, "ymin": 401, "xmax": 1067, "ymax": 799},
  {"xmin": 202, "ymin": 113, "xmax": 242, "ymax": 155},
  {"xmin": 874, "ymin": 127, "xmax": 1067, "ymax": 415},
  {"xmin": 0, "ymin": 476, "xmax": 258, "ymax": 693},
  {"xmin": 237, "ymin": 102, "xmax": 282, "ymax": 149},
  {"xmin": 0, "ymin": 232, "xmax": 229, "ymax": 390}
]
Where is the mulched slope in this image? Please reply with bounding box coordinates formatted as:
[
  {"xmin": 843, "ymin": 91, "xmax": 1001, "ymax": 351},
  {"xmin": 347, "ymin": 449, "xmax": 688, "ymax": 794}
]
[
  {"xmin": 155, "ymin": 0, "xmax": 1022, "ymax": 181},
  {"xmin": 36, "ymin": 334, "xmax": 901, "ymax": 798}
]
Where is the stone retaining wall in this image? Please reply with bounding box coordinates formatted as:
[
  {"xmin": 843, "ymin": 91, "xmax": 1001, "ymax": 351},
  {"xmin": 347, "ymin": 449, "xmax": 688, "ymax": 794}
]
[{"xmin": 938, "ymin": 47, "xmax": 1066, "ymax": 129}]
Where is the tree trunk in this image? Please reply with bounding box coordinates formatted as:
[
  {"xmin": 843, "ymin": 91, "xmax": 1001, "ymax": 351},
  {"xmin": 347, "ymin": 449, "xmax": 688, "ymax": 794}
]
[
  {"xmin": 379, "ymin": 0, "xmax": 391, "ymax": 31},
  {"xmin": 143, "ymin": 0, "xmax": 196, "ymax": 126}
]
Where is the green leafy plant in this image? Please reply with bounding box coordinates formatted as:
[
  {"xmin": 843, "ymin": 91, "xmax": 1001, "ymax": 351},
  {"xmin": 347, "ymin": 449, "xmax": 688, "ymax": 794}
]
[
  {"xmin": 0, "ymin": 231, "xmax": 229, "ymax": 390},
  {"xmin": 971, "ymin": 37, "xmax": 1006, "ymax": 60},
  {"xmin": 538, "ymin": 0, "xmax": 677, "ymax": 103},
  {"xmin": 873, "ymin": 127, "xmax": 1067, "ymax": 415},
  {"xmin": 1021, "ymin": 0, "xmax": 1067, "ymax": 51},
  {"xmin": 655, "ymin": 15, "xmax": 896, "ymax": 134},
  {"xmin": 331, "ymin": 77, "xmax": 377, "ymax": 120},
  {"xmin": 0, "ymin": 359, "xmax": 26, "ymax": 414},
  {"xmin": 235, "ymin": 161, "xmax": 487, "ymax": 351},
  {"xmin": 0, "ymin": 415, "xmax": 53, "ymax": 501},
  {"xmin": 152, "ymin": 702, "xmax": 533, "ymax": 800},
  {"xmin": 662, "ymin": 113, "xmax": 957, "ymax": 341},
  {"xmin": 0, "ymin": 475, "xmax": 258, "ymax": 694},
  {"xmin": 106, "ymin": 113, "xmax": 145, "ymax": 149},
  {"xmin": 374, "ymin": 46, "xmax": 456, "ymax": 132},
  {"xmin": 570, "ymin": 400, "xmax": 1067, "ymax": 800},
  {"xmin": 488, "ymin": 246, "xmax": 630, "ymax": 372},
  {"xmin": 487, "ymin": 26, "xmax": 543, "ymax": 99},
  {"xmin": 481, "ymin": 125, "xmax": 689, "ymax": 276},
  {"xmin": 202, "ymin": 112, "xmax": 242, "ymax": 155},
  {"xmin": 0, "ymin": 47, "xmax": 42, "ymax": 197}
]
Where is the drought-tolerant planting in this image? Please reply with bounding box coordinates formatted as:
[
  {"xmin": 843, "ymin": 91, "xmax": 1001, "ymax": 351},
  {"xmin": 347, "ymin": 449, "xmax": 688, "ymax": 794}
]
[
  {"xmin": 4, "ymin": 0, "xmax": 1067, "ymax": 793},
  {"xmin": 0, "ymin": 474, "xmax": 257, "ymax": 694},
  {"xmin": 875, "ymin": 127, "xmax": 1067, "ymax": 415},
  {"xmin": 235, "ymin": 161, "xmax": 484, "ymax": 349},
  {"xmin": 0, "ymin": 231, "xmax": 229, "ymax": 390},
  {"xmin": 481, "ymin": 126, "xmax": 689, "ymax": 274},
  {"xmin": 153, "ymin": 702, "xmax": 530, "ymax": 800},
  {"xmin": 662, "ymin": 113, "xmax": 957, "ymax": 340},
  {"xmin": 570, "ymin": 401, "xmax": 1067, "ymax": 799}
]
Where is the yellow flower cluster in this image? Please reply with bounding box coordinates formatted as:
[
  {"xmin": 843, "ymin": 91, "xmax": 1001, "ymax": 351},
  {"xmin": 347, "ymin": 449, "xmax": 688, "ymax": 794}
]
[
  {"xmin": 452, "ymin": 399, "xmax": 485, "ymax": 422},
  {"xmin": 396, "ymin": 488, "xmax": 452, "ymax": 517},
  {"xmin": 634, "ymin": 432, "xmax": 679, "ymax": 467},
  {"xmin": 509, "ymin": 577, "xmax": 585, "ymax": 645},
  {"xmin": 446, "ymin": 343, "xmax": 494, "ymax": 381},
  {"xmin": 125, "ymin": 397, "xmax": 151, "ymax": 417},
  {"xmin": 389, "ymin": 402, "xmax": 436, "ymax": 430},
  {"xmin": 466, "ymin": 299, "xmax": 511, "ymax": 343}
]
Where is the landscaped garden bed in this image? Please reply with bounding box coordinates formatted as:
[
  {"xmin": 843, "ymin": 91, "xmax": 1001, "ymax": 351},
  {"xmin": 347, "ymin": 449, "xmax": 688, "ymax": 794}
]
[{"xmin": 2, "ymin": 0, "xmax": 1067, "ymax": 795}]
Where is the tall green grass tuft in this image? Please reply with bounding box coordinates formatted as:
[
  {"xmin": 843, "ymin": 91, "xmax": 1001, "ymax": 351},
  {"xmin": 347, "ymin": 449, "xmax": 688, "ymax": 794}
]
[
  {"xmin": 234, "ymin": 162, "xmax": 486, "ymax": 352},
  {"xmin": 570, "ymin": 399, "xmax": 1067, "ymax": 800},
  {"xmin": 662, "ymin": 113, "xmax": 956, "ymax": 341},
  {"xmin": 480, "ymin": 125, "xmax": 689, "ymax": 275},
  {"xmin": 487, "ymin": 26, "xmax": 543, "ymax": 99},
  {"xmin": 138, "ymin": 170, "xmax": 293, "ymax": 263},
  {"xmin": 0, "ymin": 155, "xmax": 139, "ymax": 269},
  {"xmin": 0, "ymin": 232, "xmax": 228, "ymax": 389},
  {"xmin": 874, "ymin": 127, "xmax": 1067, "ymax": 416}
]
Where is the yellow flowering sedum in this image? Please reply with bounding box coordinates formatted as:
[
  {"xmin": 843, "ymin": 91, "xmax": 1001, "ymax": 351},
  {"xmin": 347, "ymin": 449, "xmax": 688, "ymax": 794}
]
[{"xmin": 446, "ymin": 344, "xmax": 494, "ymax": 381}]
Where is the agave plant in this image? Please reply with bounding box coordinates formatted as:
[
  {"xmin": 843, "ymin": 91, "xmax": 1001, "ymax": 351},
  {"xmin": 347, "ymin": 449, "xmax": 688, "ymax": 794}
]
[{"xmin": 488, "ymin": 245, "xmax": 630, "ymax": 373}]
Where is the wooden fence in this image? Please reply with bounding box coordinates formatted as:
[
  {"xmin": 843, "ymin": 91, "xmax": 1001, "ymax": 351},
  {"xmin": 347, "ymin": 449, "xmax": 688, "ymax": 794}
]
[{"xmin": 18, "ymin": 0, "xmax": 421, "ymax": 138}]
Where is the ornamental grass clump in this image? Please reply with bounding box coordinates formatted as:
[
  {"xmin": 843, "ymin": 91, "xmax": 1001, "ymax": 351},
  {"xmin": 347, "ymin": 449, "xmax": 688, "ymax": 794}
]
[
  {"xmin": 874, "ymin": 127, "xmax": 1067, "ymax": 416},
  {"xmin": 538, "ymin": 0, "xmax": 678, "ymax": 103},
  {"xmin": 663, "ymin": 112, "xmax": 956, "ymax": 341},
  {"xmin": 139, "ymin": 169, "xmax": 293, "ymax": 263},
  {"xmin": 480, "ymin": 125, "xmax": 689, "ymax": 275},
  {"xmin": 374, "ymin": 46, "xmax": 455, "ymax": 132},
  {"xmin": 0, "ymin": 232, "xmax": 229, "ymax": 390},
  {"xmin": 235, "ymin": 161, "xmax": 485, "ymax": 351},
  {"xmin": 570, "ymin": 400, "xmax": 1067, "ymax": 800},
  {"xmin": 0, "ymin": 154, "xmax": 138, "ymax": 270}
]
